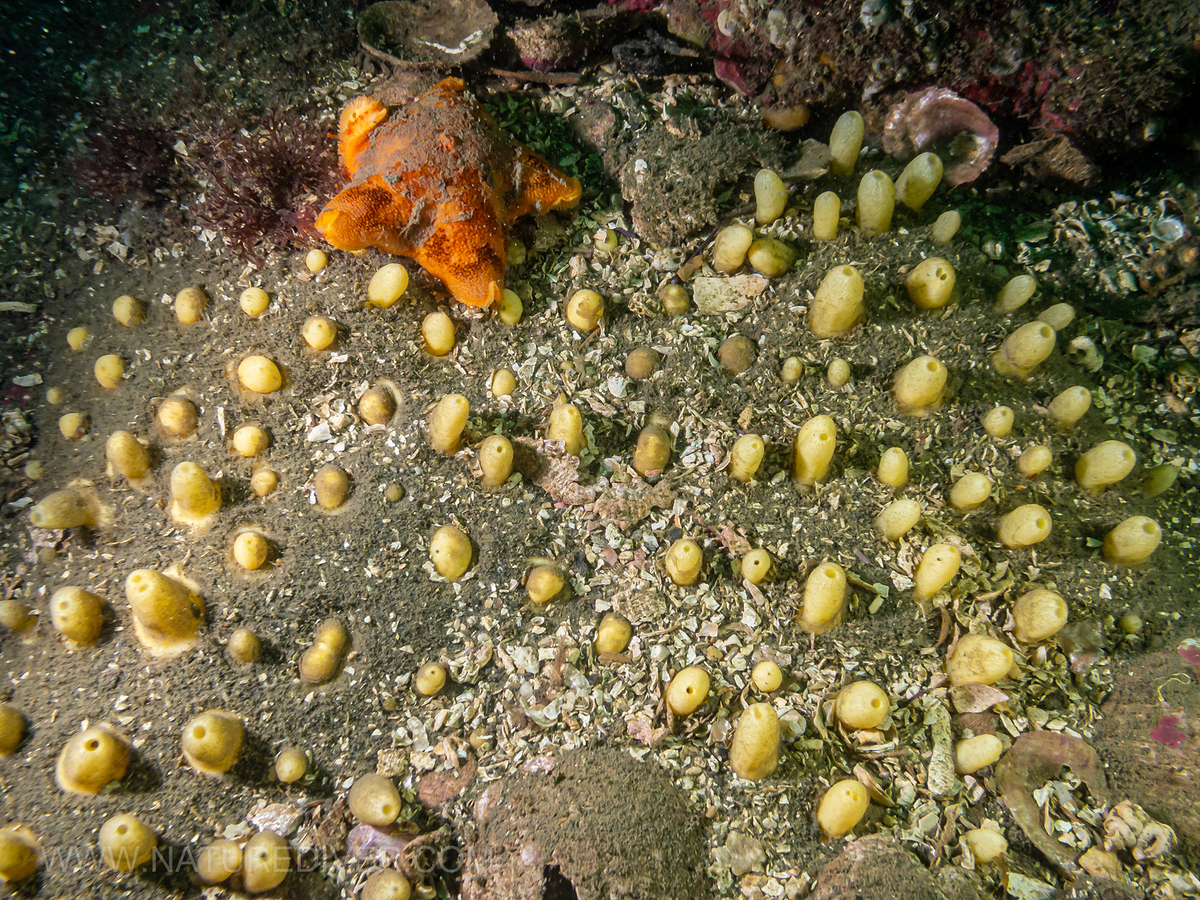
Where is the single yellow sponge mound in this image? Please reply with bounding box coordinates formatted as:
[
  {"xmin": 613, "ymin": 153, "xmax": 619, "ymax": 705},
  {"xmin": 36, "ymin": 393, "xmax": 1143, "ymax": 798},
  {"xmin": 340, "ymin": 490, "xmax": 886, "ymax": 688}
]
[
  {"xmin": 125, "ymin": 569, "xmax": 204, "ymax": 659},
  {"xmin": 55, "ymin": 723, "xmax": 130, "ymax": 794},
  {"xmin": 181, "ymin": 709, "xmax": 244, "ymax": 775}
]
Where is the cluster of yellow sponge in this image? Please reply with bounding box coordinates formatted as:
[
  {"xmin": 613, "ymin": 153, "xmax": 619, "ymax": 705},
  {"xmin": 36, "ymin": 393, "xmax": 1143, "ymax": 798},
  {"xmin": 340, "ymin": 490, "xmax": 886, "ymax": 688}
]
[{"xmin": 4, "ymin": 85, "xmax": 1183, "ymax": 898}]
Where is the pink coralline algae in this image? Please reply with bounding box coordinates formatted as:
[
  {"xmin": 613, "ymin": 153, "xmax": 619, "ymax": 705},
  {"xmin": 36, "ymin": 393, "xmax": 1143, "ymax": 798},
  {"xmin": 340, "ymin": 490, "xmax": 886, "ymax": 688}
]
[
  {"xmin": 1179, "ymin": 639, "xmax": 1200, "ymax": 669},
  {"xmin": 1150, "ymin": 715, "xmax": 1189, "ymax": 749},
  {"xmin": 883, "ymin": 87, "xmax": 1000, "ymax": 186}
]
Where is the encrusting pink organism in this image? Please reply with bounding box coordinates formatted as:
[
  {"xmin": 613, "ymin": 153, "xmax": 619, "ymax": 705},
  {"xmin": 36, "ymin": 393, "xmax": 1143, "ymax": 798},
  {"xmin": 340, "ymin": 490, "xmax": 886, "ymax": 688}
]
[
  {"xmin": 883, "ymin": 87, "xmax": 1000, "ymax": 186},
  {"xmin": 1150, "ymin": 714, "xmax": 1188, "ymax": 749},
  {"xmin": 1179, "ymin": 639, "xmax": 1200, "ymax": 669}
]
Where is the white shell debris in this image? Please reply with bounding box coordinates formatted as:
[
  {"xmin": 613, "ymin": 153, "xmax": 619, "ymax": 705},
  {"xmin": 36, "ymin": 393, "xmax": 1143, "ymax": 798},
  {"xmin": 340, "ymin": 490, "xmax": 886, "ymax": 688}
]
[{"xmin": 691, "ymin": 274, "xmax": 768, "ymax": 314}]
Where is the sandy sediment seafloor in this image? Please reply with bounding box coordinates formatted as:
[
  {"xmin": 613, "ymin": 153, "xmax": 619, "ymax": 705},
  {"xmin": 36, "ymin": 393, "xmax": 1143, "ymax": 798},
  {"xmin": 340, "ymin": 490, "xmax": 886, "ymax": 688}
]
[{"xmin": 2, "ymin": 85, "xmax": 1200, "ymax": 900}]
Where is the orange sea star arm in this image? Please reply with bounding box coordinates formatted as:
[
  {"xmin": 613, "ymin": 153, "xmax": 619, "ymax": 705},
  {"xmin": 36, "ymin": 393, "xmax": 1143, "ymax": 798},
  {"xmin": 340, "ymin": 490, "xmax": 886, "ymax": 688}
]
[
  {"xmin": 315, "ymin": 174, "xmax": 418, "ymax": 256},
  {"xmin": 338, "ymin": 96, "xmax": 388, "ymax": 178},
  {"xmin": 506, "ymin": 146, "xmax": 583, "ymax": 222}
]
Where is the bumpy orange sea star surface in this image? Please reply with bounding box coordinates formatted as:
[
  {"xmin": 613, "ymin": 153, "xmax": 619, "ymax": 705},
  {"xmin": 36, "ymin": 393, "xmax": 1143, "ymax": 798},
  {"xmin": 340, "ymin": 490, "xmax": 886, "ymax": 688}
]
[{"xmin": 315, "ymin": 77, "xmax": 583, "ymax": 308}]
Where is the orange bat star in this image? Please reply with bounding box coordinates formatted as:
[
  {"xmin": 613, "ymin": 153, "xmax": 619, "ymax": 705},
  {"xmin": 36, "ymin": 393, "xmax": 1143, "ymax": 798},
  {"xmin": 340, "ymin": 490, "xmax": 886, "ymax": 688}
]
[{"xmin": 315, "ymin": 77, "xmax": 582, "ymax": 308}]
